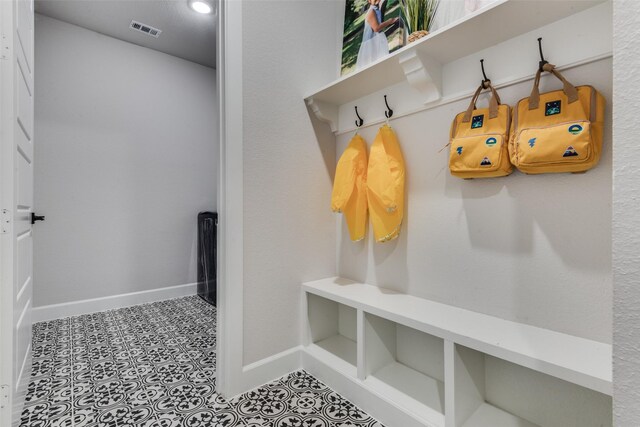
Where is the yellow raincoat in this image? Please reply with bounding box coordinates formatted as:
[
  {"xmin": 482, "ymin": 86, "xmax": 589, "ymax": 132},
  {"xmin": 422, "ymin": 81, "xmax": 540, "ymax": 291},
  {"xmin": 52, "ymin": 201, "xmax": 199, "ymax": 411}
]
[
  {"xmin": 331, "ymin": 134, "xmax": 368, "ymax": 241},
  {"xmin": 367, "ymin": 125, "xmax": 405, "ymax": 242}
]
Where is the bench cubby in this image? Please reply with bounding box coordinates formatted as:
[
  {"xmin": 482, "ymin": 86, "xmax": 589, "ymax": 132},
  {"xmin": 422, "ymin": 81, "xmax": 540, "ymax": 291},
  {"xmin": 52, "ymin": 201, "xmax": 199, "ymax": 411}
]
[
  {"xmin": 305, "ymin": 293, "xmax": 358, "ymax": 375},
  {"xmin": 364, "ymin": 313, "xmax": 446, "ymax": 425},
  {"xmin": 450, "ymin": 343, "xmax": 612, "ymax": 427}
]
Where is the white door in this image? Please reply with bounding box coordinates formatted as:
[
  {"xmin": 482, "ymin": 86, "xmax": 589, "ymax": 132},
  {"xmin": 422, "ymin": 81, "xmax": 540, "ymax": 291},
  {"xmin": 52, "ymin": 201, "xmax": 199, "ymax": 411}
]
[{"xmin": 0, "ymin": 0, "xmax": 35, "ymax": 425}]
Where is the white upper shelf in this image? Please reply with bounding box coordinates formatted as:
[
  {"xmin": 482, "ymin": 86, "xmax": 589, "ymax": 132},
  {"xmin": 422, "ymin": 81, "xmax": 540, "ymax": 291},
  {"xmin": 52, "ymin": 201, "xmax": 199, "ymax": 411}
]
[
  {"xmin": 303, "ymin": 277, "xmax": 612, "ymax": 396},
  {"xmin": 305, "ymin": 0, "xmax": 603, "ymax": 108}
]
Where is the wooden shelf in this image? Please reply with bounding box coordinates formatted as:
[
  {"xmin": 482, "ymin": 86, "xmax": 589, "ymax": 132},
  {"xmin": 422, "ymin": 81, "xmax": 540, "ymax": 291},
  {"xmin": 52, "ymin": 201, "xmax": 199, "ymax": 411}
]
[
  {"xmin": 366, "ymin": 361, "xmax": 445, "ymax": 426},
  {"xmin": 461, "ymin": 403, "xmax": 538, "ymax": 427},
  {"xmin": 305, "ymin": 0, "xmax": 605, "ymax": 132},
  {"xmin": 302, "ymin": 277, "xmax": 612, "ymax": 396}
]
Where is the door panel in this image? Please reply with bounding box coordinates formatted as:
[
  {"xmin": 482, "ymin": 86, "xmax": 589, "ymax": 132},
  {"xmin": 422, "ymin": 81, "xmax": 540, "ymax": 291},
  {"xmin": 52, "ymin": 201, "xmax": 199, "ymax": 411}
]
[
  {"xmin": 17, "ymin": 152, "xmax": 32, "ymax": 210},
  {"xmin": 16, "ymin": 127, "xmax": 32, "ymax": 164},
  {"xmin": 16, "ymin": 64, "xmax": 33, "ymax": 142},
  {"xmin": 1, "ymin": 0, "xmax": 34, "ymax": 425},
  {"xmin": 13, "ymin": 215, "xmax": 32, "ymax": 419},
  {"xmin": 16, "ymin": 232, "xmax": 32, "ymax": 299},
  {"xmin": 13, "ymin": 0, "xmax": 34, "ymax": 419},
  {"xmin": 14, "ymin": 289, "xmax": 31, "ymax": 399},
  {"xmin": 16, "ymin": 0, "xmax": 33, "ymax": 76}
]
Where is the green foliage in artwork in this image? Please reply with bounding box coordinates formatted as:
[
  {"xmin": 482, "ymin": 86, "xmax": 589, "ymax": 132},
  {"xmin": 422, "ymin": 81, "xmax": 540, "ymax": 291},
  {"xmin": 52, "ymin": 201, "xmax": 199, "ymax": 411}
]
[{"xmin": 400, "ymin": 0, "xmax": 440, "ymax": 33}]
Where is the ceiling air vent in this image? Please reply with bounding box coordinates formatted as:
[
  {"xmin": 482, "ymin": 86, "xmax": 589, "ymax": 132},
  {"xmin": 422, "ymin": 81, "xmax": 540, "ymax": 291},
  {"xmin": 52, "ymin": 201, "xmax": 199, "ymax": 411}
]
[{"xmin": 130, "ymin": 20, "xmax": 162, "ymax": 38}]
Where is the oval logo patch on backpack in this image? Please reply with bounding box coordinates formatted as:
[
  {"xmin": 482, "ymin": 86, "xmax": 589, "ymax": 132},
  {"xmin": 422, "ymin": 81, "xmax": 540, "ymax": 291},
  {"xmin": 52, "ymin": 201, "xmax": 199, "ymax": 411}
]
[{"xmin": 568, "ymin": 124, "xmax": 583, "ymax": 135}]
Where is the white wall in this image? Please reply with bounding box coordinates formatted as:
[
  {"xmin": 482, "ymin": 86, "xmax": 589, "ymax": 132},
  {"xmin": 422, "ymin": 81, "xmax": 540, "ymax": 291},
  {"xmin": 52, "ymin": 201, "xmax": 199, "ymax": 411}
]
[
  {"xmin": 241, "ymin": 0, "xmax": 341, "ymax": 364},
  {"xmin": 336, "ymin": 58, "xmax": 612, "ymax": 344},
  {"xmin": 221, "ymin": 0, "xmax": 617, "ymax": 400},
  {"xmin": 612, "ymin": 0, "xmax": 640, "ymax": 424},
  {"xmin": 33, "ymin": 15, "xmax": 218, "ymax": 307}
]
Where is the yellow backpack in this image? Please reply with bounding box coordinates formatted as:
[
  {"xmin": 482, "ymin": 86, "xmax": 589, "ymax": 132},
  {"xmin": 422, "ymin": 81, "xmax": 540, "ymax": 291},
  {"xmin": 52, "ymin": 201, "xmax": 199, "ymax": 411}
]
[
  {"xmin": 509, "ymin": 63, "xmax": 606, "ymax": 174},
  {"xmin": 449, "ymin": 82, "xmax": 513, "ymax": 179}
]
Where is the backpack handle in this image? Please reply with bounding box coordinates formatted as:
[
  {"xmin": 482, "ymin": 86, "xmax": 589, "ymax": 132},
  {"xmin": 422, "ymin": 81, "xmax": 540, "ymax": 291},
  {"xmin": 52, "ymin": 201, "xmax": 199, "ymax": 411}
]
[
  {"xmin": 529, "ymin": 63, "xmax": 579, "ymax": 110},
  {"xmin": 462, "ymin": 81, "xmax": 501, "ymax": 123}
]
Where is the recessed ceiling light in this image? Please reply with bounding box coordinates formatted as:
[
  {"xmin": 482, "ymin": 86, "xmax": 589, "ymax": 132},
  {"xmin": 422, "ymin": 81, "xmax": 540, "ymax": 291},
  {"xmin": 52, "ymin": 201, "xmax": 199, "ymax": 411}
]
[{"xmin": 190, "ymin": 0, "xmax": 212, "ymax": 14}]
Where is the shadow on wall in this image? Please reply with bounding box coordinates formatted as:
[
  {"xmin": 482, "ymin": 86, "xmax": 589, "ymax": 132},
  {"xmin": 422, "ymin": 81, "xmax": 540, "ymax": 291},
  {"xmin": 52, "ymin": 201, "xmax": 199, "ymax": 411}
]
[
  {"xmin": 448, "ymin": 111, "xmax": 612, "ymax": 273},
  {"xmin": 308, "ymin": 103, "xmax": 339, "ymax": 183},
  {"xmin": 337, "ymin": 202, "xmax": 412, "ymax": 295},
  {"xmin": 370, "ymin": 173, "xmax": 410, "ymax": 293}
]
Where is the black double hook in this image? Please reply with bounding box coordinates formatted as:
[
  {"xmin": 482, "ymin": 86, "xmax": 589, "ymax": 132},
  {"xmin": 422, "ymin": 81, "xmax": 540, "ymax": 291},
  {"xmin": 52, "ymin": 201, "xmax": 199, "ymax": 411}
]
[
  {"xmin": 354, "ymin": 106, "xmax": 364, "ymax": 127},
  {"xmin": 537, "ymin": 37, "xmax": 549, "ymax": 72},
  {"xmin": 384, "ymin": 95, "xmax": 393, "ymax": 119},
  {"xmin": 480, "ymin": 59, "xmax": 490, "ymax": 88}
]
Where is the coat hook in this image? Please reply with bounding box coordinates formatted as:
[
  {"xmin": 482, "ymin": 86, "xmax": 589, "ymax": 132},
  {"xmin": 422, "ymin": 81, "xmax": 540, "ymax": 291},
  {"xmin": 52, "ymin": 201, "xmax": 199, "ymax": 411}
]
[
  {"xmin": 480, "ymin": 59, "xmax": 490, "ymax": 88},
  {"xmin": 384, "ymin": 95, "xmax": 393, "ymax": 119},
  {"xmin": 537, "ymin": 37, "xmax": 549, "ymax": 72},
  {"xmin": 354, "ymin": 106, "xmax": 364, "ymax": 127}
]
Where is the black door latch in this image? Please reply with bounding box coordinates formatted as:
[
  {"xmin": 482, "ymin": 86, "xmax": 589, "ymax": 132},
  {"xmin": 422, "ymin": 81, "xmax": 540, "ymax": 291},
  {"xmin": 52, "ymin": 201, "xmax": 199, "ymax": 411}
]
[{"xmin": 31, "ymin": 213, "xmax": 45, "ymax": 224}]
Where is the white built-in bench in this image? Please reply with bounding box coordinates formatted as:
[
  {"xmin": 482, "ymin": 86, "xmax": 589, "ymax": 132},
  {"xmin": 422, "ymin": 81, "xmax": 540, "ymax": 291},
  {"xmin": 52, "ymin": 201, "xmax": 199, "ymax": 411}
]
[{"xmin": 302, "ymin": 277, "xmax": 612, "ymax": 427}]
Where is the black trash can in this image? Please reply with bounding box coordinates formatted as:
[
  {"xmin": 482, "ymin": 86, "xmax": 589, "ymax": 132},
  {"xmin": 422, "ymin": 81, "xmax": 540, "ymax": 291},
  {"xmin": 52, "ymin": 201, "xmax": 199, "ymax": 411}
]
[{"xmin": 197, "ymin": 212, "xmax": 217, "ymax": 306}]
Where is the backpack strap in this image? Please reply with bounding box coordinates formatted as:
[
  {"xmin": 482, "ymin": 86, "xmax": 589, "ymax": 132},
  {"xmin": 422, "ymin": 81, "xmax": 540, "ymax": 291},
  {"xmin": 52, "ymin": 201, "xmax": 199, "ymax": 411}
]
[
  {"xmin": 528, "ymin": 63, "xmax": 579, "ymax": 110},
  {"xmin": 462, "ymin": 81, "xmax": 501, "ymax": 123}
]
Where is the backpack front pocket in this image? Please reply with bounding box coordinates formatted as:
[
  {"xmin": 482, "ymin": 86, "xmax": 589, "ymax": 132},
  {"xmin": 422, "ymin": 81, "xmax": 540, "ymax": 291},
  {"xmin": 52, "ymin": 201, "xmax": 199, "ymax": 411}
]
[
  {"xmin": 515, "ymin": 121, "xmax": 593, "ymax": 166},
  {"xmin": 450, "ymin": 134, "xmax": 505, "ymax": 173}
]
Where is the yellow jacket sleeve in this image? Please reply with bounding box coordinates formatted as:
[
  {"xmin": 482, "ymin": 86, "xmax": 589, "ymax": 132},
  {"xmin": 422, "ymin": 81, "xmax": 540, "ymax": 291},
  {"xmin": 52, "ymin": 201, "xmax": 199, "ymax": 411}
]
[
  {"xmin": 332, "ymin": 134, "xmax": 368, "ymax": 241},
  {"xmin": 367, "ymin": 128, "xmax": 397, "ymax": 212},
  {"xmin": 332, "ymin": 154, "xmax": 357, "ymax": 212},
  {"xmin": 367, "ymin": 125, "xmax": 405, "ymax": 243}
]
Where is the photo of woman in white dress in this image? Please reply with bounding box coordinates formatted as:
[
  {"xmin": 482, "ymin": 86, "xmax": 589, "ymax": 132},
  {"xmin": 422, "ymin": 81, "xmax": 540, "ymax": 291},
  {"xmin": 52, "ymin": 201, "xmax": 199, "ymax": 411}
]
[
  {"xmin": 356, "ymin": 0, "xmax": 399, "ymax": 70},
  {"xmin": 341, "ymin": 0, "xmax": 408, "ymax": 75}
]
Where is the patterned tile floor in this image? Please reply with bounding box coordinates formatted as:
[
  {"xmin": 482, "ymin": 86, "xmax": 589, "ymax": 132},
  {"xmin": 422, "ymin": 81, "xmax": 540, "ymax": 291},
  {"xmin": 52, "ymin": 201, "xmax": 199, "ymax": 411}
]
[{"xmin": 20, "ymin": 296, "xmax": 382, "ymax": 427}]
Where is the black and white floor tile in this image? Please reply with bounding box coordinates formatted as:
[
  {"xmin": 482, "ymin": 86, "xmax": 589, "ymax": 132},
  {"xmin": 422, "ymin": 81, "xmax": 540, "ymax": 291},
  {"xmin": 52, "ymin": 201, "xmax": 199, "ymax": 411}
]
[{"xmin": 21, "ymin": 296, "xmax": 383, "ymax": 427}]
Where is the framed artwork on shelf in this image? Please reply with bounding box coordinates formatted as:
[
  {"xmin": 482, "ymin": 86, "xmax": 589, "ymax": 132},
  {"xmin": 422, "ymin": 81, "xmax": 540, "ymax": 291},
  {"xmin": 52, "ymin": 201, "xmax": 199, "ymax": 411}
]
[
  {"xmin": 341, "ymin": 0, "xmax": 410, "ymax": 76},
  {"xmin": 340, "ymin": 1, "xmax": 503, "ymax": 77}
]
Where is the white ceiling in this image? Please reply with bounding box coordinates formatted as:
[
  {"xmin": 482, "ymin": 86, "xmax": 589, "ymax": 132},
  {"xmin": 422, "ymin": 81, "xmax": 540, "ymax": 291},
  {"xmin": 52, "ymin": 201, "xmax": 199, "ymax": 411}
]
[{"xmin": 35, "ymin": 0, "xmax": 216, "ymax": 68}]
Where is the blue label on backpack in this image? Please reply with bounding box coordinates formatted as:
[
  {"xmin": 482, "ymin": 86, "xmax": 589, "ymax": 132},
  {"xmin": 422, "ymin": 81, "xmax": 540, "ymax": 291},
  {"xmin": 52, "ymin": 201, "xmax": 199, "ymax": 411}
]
[
  {"xmin": 545, "ymin": 100, "xmax": 561, "ymax": 116},
  {"xmin": 471, "ymin": 114, "xmax": 484, "ymax": 129}
]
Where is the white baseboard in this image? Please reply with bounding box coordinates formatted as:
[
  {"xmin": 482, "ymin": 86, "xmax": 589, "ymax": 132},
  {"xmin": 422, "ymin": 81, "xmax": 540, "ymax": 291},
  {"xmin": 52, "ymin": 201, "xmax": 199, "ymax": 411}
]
[
  {"xmin": 32, "ymin": 282, "xmax": 199, "ymax": 322},
  {"xmin": 233, "ymin": 346, "xmax": 303, "ymax": 398}
]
